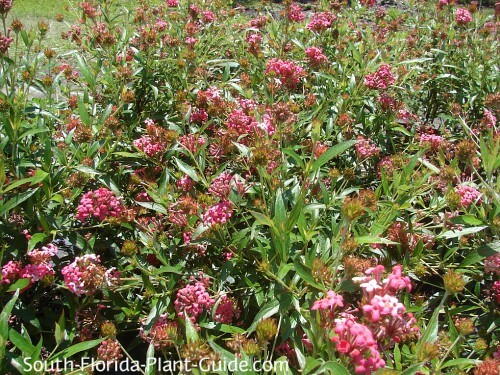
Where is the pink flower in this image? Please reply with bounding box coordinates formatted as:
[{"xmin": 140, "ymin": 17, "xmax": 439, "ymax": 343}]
[
  {"xmin": 305, "ymin": 46, "xmax": 328, "ymax": 67},
  {"xmin": 166, "ymin": 0, "xmax": 179, "ymax": 7},
  {"xmin": 1, "ymin": 261, "xmax": 22, "ymax": 285},
  {"xmin": 383, "ymin": 265, "xmax": 412, "ymax": 294},
  {"xmin": 419, "ymin": 132, "xmax": 444, "ymax": 150},
  {"xmin": 362, "ymin": 294, "xmax": 405, "ymax": 322},
  {"xmin": 456, "ymin": 184, "xmax": 482, "ymax": 208},
  {"xmin": 133, "ymin": 136, "xmax": 164, "ymax": 158},
  {"xmin": 213, "ymin": 295, "xmax": 241, "ymax": 323},
  {"xmin": 288, "ymin": 3, "xmax": 305, "ymax": 22},
  {"xmin": 481, "ymin": 109, "xmax": 497, "ymax": 129},
  {"xmin": 485, "ymin": 254, "xmax": 500, "ymax": 276},
  {"xmin": 202, "ymin": 10, "xmax": 215, "ymax": 23},
  {"xmin": 311, "ymin": 290, "xmax": 344, "ymax": 311},
  {"xmin": 203, "ymin": 200, "xmax": 233, "ymax": 226},
  {"xmin": 0, "ymin": 31, "xmax": 13, "ymax": 55},
  {"xmin": 208, "ymin": 172, "xmax": 233, "ymax": 199},
  {"xmin": 177, "ymin": 175, "xmax": 195, "ymax": 192},
  {"xmin": 306, "ymin": 12, "xmax": 337, "ymax": 32},
  {"xmin": 61, "ymin": 254, "xmax": 107, "ymax": 296},
  {"xmin": 332, "ymin": 316, "xmax": 385, "ymax": 374},
  {"xmin": 76, "ymin": 188, "xmax": 123, "ymax": 222},
  {"xmin": 179, "ymin": 134, "xmax": 206, "ymax": 154},
  {"xmin": 245, "ymin": 33, "xmax": 262, "ymax": 55},
  {"xmin": 0, "ymin": 0, "xmax": 13, "ymax": 15},
  {"xmin": 455, "ymin": 8, "xmax": 473, "ymax": 25},
  {"xmin": 355, "ymin": 136, "xmax": 380, "ymax": 159},
  {"xmin": 189, "ymin": 108, "xmax": 208, "ymax": 125},
  {"xmin": 20, "ymin": 263, "xmax": 54, "ymax": 283},
  {"xmin": 365, "ymin": 64, "xmax": 395, "ymax": 90},
  {"xmin": 175, "ymin": 276, "xmax": 215, "ymax": 321},
  {"xmin": 360, "ymin": 0, "xmax": 376, "ymax": 6},
  {"xmin": 265, "ymin": 58, "xmax": 306, "ymax": 90},
  {"xmin": 226, "ymin": 109, "xmax": 258, "ymax": 135}
]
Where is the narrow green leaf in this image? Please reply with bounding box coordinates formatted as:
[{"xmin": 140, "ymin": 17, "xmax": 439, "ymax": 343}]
[
  {"xmin": 247, "ymin": 300, "xmax": 280, "ymax": 332},
  {"xmin": 9, "ymin": 329, "xmax": 35, "ymax": 356},
  {"xmin": 174, "ymin": 157, "xmax": 200, "ymax": 182},
  {"xmin": 185, "ymin": 317, "xmax": 199, "ymax": 344},
  {"xmin": 449, "ymin": 215, "xmax": 484, "ymax": 226},
  {"xmin": 48, "ymin": 338, "xmax": 105, "ymax": 364},
  {"xmin": 6, "ymin": 279, "xmax": 30, "ymax": 292},
  {"xmin": 310, "ymin": 140, "xmax": 357, "ymax": 172},
  {"xmin": 313, "ymin": 361, "xmax": 350, "ymax": 375},
  {"xmin": 438, "ymin": 226, "xmax": 488, "ymax": 239},
  {"xmin": 0, "ymin": 188, "xmax": 38, "ymax": 216},
  {"xmin": 0, "ymin": 290, "xmax": 20, "ymax": 367},
  {"xmin": 293, "ymin": 259, "xmax": 325, "ymax": 291},
  {"xmin": 145, "ymin": 342, "xmax": 156, "ymax": 375}
]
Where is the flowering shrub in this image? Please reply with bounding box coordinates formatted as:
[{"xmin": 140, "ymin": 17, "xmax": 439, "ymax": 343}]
[{"xmin": 0, "ymin": 0, "xmax": 498, "ymax": 374}]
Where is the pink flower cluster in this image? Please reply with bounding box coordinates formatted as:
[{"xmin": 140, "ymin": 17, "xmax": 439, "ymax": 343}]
[
  {"xmin": 306, "ymin": 12, "xmax": 337, "ymax": 32},
  {"xmin": 265, "ymin": 58, "xmax": 306, "ymax": 90},
  {"xmin": 61, "ymin": 254, "xmax": 111, "ymax": 296},
  {"xmin": 0, "ymin": 31, "xmax": 13, "ymax": 55},
  {"xmin": 179, "ymin": 134, "xmax": 206, "ymax": 154},
  {"xmin": 305, "ymin": 47, "xmax": 328, "ymax": 67},
  {"xmin": 455, "ymin": 8, "xmax": 473, "ymax": 25},
  {"xmin": 213, "ymin": 295, "xmax": 241, "ymax": 323},
  {"xmin": 0, "ymin": 0, "xmax": 13, "ymax": 15},
  {"xmin": 356, "ymin": 136, "xmax": 380, "ymax": 160},
  {"xmin": 481, "ymin": 109, "xmax": 497, "ymax": 129},
  {"xmin": 419, "ymin": 132, "xmax": 445, "ymax": 149},
  {"xmin": 1, "ymin": 261, "xmax": 22, "ymax": 285},
  {"xmin": 311, "ymin": 265, "xmax": 418, "ymax": 374},
  {"xmin": 203, "ymin": 200, "xmax": 233, "ymax": 226},
  {"xmin": 455, "ymin": 184, "xmax": 482, "ymax": 208},
  {"xmin": 245, "ymin": 33, "xmax": 262, "ymax": 55},
  {"xmin": 485, "ymin": 254, "xmax": 500, "ymax": 276},
  {"xmin": 333, "ymin": 316, "xmax": 385, "ymax": 374},
  {"xmin": 1, "ymin": 243, "xmax": 60, "ymax": 287},
  {"xmin": 226, "ymin": 109, "xmax": 258, "ymax": 135},
  {"xmin": 174, "ymin": 275, "xmax": 215, "ymax": 321},
  {"xmin": 76, "ymin": 188, "xmax": 123, "ymax": 222},
  {"xmin": 438, "ymin": 0, "xmax": 456, "ymax": 10},
  {"xmin": 208, "ymin": 172, "xmax": 233, "ymax": 199},
  {"xmin": 288, "ymin": 3, "xmax": 305, "ymax": 22},
  {"xmin": 133, "ymin": 136, "xmax": 164, "ymax": 157},
  {"xmin": 365, "ymin": 64, "xmax": 395, "ymax": 90}
]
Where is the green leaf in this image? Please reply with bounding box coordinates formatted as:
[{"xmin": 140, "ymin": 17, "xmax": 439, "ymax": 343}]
[
  {"xmin": 134, "ymin": 201, "xmax": 168, "ymax": 215},
  {"xmin": 74, "ymin": 165, "xmax": 102, "ymax": 176},
  {"xmin": 449, "ymin": 215, "xmax": 484, "ymax": 226},
  {"xmin": 293, "ymin": 259, "xmax": 325, "ymax": 291},
  {"xmin": 313, "ymin": 361, "xmax": 350, "ymax": 375},
  {"xmin": 438, "ymin": 226, "xmax": 488, "ymax": 239},
  {"xmin": 6, "ymin": 279, "xmax": 30, "ymax": 292},
  {"xmin": 400, "ymin": 362, "xmax": 425, "ymax": 375},
  {"xmin": 440, "ymin": 358, "xmax": 479, "ymax": 369},
  {"xmin": 0, "ymin": 290, "xmax": 20, "ymax": 367},
  {"xmin": 185, "ymin": 317, "xmax": 199, "ymax": 344},
  {"xmin": 173, "ymin": 157, "xmax": 200, "ymax": 182},
  {"xmin": 274, "ymin": 188, "xmax": 287, "ymax": 230},
  {"xmin": 460, "ymin": 241, "xmax": 500, "ymax": 267},
  {"xmin": 145, "ymin": 342, "xmax": 156, "ymax": 375},
  {"xmin": 275, "ymin": 356, "xmax": 293, "ymax": 375},
  {"xmin": 28, "ymin": 233, "xmax": 48, "ymax": 251},
  {"xmin": 247, "ymin": 299, "xmax": 280, "ymax": 332},
  {"xmin": 9, "ymin": 329, "xmax": 35, "ymax": 356},
  {"xmin": 355, "ymin": 236, "xmax": 398, "ymax": 245},
  {"xmin": 250, "ymin": 211, "xmax": 276, "ymax": 229},
  {"xmin": 310, "ymin": 140, "xmax": 357, "ymax": 172},
  {"xmin": 48, "ymin": 338, "xmax": 105, "ymax": 364}
]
